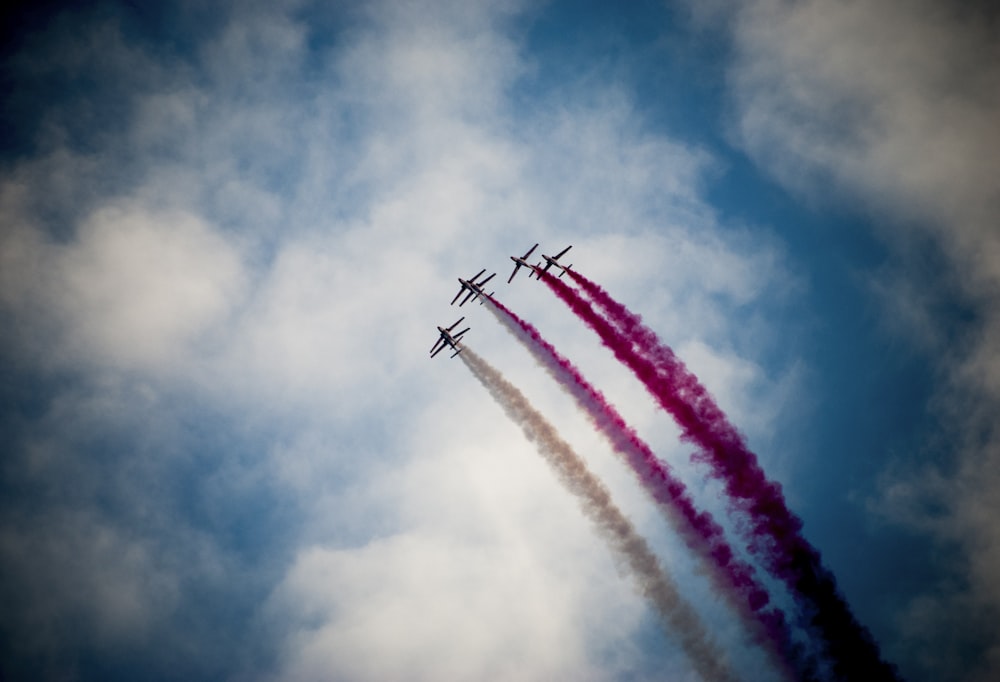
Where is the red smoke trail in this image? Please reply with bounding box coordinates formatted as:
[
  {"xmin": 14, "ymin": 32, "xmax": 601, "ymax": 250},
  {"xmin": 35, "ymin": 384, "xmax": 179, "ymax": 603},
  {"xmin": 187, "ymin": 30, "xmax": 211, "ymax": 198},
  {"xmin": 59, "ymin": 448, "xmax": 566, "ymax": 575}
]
[
  {"xmin": 541, "ymin": 269, "xmax": 901, "ymax": 682},
  {"xmin": 485, "ymin": 297, "xmax": 810, "ymax": 680},
  {"xmin": 460, "ymin": 346, "xmax": 736, "ymax": 682}
]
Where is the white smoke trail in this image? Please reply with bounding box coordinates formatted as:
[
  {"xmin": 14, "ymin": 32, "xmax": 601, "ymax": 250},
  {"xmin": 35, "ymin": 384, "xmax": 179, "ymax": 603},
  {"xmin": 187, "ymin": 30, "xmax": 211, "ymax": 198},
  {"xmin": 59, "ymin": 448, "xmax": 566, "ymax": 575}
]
[{"xmin": 460, "ymin": 347, "xmax": 736, "ymax": 682}]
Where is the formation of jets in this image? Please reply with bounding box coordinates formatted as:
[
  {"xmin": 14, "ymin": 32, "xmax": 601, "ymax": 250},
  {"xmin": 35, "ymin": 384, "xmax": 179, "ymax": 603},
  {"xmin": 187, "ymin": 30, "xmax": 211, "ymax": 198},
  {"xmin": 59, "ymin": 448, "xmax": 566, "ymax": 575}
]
[{"xmin": 432, "ymin": 243, "xmax": 572, "ymax": 358}]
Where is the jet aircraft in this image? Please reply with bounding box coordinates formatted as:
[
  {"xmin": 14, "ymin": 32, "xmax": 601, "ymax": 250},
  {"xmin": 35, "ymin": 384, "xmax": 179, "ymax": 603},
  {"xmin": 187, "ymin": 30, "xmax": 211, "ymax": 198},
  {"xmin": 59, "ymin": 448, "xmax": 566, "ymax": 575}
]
[
  {"xmin": 430, "ymin": 317, "xmax": 470, "ymax": 358},
  {"xmin": 508, "ymin": 243, "xmax": 541, "ymax": 283},
  {"xmin": 451, "ymin": 268, "xmax": 497, "ymax": 306},
  {"xmin": 538, "ymin": 245, "xmax": 573, "ymax": 278}
]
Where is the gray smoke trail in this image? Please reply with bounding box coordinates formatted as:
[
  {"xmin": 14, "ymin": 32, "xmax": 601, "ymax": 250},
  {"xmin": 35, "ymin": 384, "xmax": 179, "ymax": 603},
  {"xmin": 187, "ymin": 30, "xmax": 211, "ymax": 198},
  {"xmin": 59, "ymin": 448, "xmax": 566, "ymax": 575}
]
[{"xmin": 460, "ymin": 347, "xmax": 736, "ymax": 682}]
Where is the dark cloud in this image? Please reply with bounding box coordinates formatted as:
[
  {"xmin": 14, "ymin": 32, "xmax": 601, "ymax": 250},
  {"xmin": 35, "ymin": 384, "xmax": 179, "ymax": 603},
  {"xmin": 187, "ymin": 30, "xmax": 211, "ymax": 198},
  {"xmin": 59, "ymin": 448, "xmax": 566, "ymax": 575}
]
[{"xmin": 717, "ymin": 0, "xmax": 1000, "ymax": 679}]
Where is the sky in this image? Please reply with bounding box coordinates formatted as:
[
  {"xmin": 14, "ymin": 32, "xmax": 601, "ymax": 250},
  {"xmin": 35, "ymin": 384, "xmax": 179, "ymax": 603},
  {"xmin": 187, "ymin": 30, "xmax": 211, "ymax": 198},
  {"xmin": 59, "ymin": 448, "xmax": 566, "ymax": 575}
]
[{"xmin": 1, "ymin": 1, "xmax": 998, "ymax": 680}]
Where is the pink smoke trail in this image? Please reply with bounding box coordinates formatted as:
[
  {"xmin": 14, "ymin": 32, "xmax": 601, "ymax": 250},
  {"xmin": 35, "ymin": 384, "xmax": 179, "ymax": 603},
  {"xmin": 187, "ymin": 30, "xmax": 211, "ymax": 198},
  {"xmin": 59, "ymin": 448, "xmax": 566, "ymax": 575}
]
[
  {"xmin": 459, "ymin": 346, "xmax": 736, "ymax": 682},
  {"xmin": 483, "ymin": 296, "xmax": 808, "ymax": 681},
  {"xmin": 540, "ymin": 269, "xmax": 901, "ymax": 682}
]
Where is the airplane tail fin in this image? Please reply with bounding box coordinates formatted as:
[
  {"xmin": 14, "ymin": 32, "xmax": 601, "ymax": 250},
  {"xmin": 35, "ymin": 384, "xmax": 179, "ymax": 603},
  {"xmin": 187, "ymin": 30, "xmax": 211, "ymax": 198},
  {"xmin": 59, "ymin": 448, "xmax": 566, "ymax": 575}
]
[{"xmin": 559, "ymin": 264, "xmax": 573, "ymax": 278}]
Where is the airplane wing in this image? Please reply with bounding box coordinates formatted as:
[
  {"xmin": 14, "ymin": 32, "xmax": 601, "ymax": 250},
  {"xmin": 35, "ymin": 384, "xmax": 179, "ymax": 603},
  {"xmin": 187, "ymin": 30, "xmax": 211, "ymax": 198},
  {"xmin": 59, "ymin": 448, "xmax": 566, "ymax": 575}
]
[
  {"xmin": 446, "ymin": 317, "xmax": 465, "ymax": 331},
  {"xmin": 469, "ymin": 268, "xmax": 486, "ymax": 281},
  {"xmin": 507, "ymin": 263, "xmax": 521, "ymax": 284},
  {"xmin": 459, "ymin": 290, "xmax": 476, "ymax": 306},
  {"xmin": 521, "ymin": 243, "xmax": 538, "ymax": 259},
  {"xmin": 553, "ymin": 245, "xmax": 572, "ymax": 260},
  {"xmin": 451, "ymin": 286, "xmax": 466, "ymax": 305},
  {"xmin": 430, "ymin": 338, "xmax": 445, "ymax": 356},
  {"xmin": 477, "ymin": 272, "xmax": 496, "ymax": 286},
  {"xmin": 454, "ymin": 327, "xmax": 470, "ymax": 339}
]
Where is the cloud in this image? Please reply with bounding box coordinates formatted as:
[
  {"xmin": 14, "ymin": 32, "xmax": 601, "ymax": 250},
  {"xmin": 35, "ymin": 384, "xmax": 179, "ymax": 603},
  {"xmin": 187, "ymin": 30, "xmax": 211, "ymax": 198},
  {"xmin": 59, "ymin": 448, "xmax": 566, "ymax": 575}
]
[
  {"xmin": 267, "ymin": 533, "xmax": 603, "ymax": 682},
  {"xmin": 0, "ymin": 509, "xmax": 179, "ymax": 651},
  {"xmin": 718, "ymin": 0, "xmax": 1000, "ymax": 678},
  {"xmin": 9, "ymin": 202, "xmax": 245, "ymax": 373},
  {"xmin": 0, "ymin": 1, "xmax": 802, "ymax": 680},
  {"xmin": 0, "ymin": 369, "xmax": 285, "ymax": 680},
  {"xmin": 728, "ymin": 0, "xmax": 1000, "ymax": 252}
]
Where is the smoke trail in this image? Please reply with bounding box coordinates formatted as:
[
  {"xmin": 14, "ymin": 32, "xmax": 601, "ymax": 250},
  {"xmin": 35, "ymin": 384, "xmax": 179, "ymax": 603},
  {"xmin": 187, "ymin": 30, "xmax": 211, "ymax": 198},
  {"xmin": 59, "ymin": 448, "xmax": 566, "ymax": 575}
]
[
  {"xmin": 482, "ymin": 297, "xmax": 808, "ymax": 681},
  {"xmin": 542, "ymin": 269, "xmax": 901, "ymax": 681},
  {"xmin": 459, "ymin": 347, "xmax": 736, "ymax": 682}
]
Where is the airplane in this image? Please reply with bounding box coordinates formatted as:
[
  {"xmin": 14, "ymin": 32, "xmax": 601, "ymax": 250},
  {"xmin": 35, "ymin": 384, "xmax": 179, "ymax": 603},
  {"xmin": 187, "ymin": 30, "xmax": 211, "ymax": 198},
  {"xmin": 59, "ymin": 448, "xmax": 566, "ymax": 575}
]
[
  {"xmin": 508, "ymin": 243, "xmax": 541, "ymax": 283},
  {"xmin": 430, "ymin": 317, "xmax": 470, "ymax": 358},
  {"xmin": 451, "ymin": 268, "xmax": 497, "ymax": 307},
  {"xmin": 538, "ymin": 245, "xmax": 573, "ymax": 278}
]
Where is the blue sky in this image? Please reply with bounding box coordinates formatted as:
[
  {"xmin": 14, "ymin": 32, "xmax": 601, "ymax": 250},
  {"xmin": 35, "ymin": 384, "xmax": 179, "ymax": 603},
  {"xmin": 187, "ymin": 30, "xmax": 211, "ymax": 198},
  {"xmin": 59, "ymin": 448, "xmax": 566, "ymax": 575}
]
[{"xmin": 1, "ymin": 1, "xmax": 998, "ymax": 680}]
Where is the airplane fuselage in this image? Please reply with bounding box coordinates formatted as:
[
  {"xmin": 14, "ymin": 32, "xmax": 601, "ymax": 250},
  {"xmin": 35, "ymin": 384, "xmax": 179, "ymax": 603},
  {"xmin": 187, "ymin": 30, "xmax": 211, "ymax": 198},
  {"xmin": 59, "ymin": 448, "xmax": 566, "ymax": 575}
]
[
  {"xmin": 457, "ymin": 278, "xmax": 483, "ymax": 295},
  {"xmin": 538, "ymin": 245, "xmax": 572, "ymax": 277},
  {"xmin": 436, "ymin": 327, "xmax": 460, "ymax": 346},
  {"xmin": 453, "ymin": 269, "xmax": 496, "ymax": 305},
  {"xmin": 540, "ymin": 257, "xmax": 570, "ymax": 276},
  {"xmin": 431, "ymin": 317, "xmax": 470, "ymax": 357},
  {"xmin": 507, "ymin": 243, "xmax": 540, "ymax": 283},
  {"xmin": 509, "ymin": 256, "xmax": 539, "ymax": 278}
]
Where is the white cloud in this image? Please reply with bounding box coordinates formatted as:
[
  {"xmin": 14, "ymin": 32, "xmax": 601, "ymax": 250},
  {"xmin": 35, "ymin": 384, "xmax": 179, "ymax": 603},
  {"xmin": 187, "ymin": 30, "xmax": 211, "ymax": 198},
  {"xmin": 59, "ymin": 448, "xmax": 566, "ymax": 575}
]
[
  {"xmin": 269, "ymin": 534, "xmax": 600, "ymax": 682},
  {"xmin": 0, "ymin": 1, "xmax": 802, "ymax": 679},
  {"xmin": 2, "ymin": 199, "xmax": 247, "ymax": 377},
  {"xmin": 61, "ymin": 205, "xmax": 246, "ymax": 368}
]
